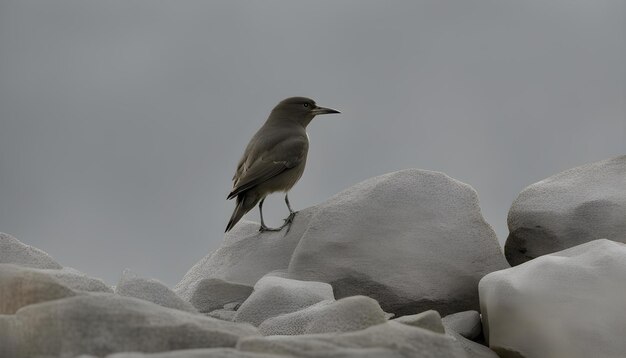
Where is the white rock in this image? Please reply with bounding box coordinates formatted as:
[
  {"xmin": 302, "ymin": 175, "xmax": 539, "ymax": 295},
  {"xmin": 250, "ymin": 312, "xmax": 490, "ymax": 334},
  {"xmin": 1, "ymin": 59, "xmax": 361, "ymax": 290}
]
[
  {"xmin": 115, "ymin": 269, "xmax": 196, "ymax": 313},
  {"xmin": 208, "ymin": 308, "xmax": 237, "ymax": 321},
  {"xmin": 176, "ymin": 169, "xmax": 506, "ymax": 317},
  {"xmin": 0, "ymin": 232, "xmax": 62, "ymax": 269},
  {"xmin": 0, "ymin": 293, "xmax": 259, "ymax": 358},
  {"xmin": 174, "ymin": 209, "xmax": 317, "ymax": 297},
  {"xmin": 105, "ymin": 348, "xmax": 280, "ymax": 358},
  {"xmin": 40, "ymin": 266, "xmax": 112, "ymax": 293},
  {"xmin": 480, "ymin": 239, "xmax": 626, "ymax": 358},
  {"xmin": 186, "ymin": 278, "xmax": 253, "ymax": 313},
  {"xmin": 505, "ymin": 155, "xmax": 626, "ymax": 265},
  {"xmin": 446, "ymin": 330, "xmax": 498, "ymax": 358},
  {"xmin": 234, "ymin": 276, "xmax": 334, "ymax": 326},
  {"xmin": 442, "ymin": 310, "xmax": 482, "ymax": 340},
  {"xmin": 239, "ymin": 321, "xmax": 468, "ymax": 358},
  {"xmin": 393, "ymin": 310, "xmax": 445, "ymax": 334},
  {"xmin": 287, "ymin": 169, "xmax": 508, "ymax": 316},
  {"xmin": 0, "ymin": 263, "xmax": 78, "ymax": 314},
  {"xmin": 259, "ymin": 296, "xmax": 388, "ymax": 336}
]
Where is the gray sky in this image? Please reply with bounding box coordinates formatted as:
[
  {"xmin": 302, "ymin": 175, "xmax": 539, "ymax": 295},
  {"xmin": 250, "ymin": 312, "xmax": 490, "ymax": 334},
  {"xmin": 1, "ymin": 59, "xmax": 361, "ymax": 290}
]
[{"xmin": 1, "ymin": 1, "xmax": 624, "ymax": 286}]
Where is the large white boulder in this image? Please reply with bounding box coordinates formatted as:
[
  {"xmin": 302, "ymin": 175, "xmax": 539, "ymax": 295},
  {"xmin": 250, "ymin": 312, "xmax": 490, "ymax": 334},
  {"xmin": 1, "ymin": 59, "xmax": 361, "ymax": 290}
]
[
  {"xmin": 174, "ymin": 208, "xmax": 317, "ymax": 297},
  {"xmin": 238, "ymin": 321, "xmax": 468, "ymax": 358},
  {"xmin": 287, "ymin": 169, "xmax": 508, "ymax": 316},
  {"xmin": 115, "ymin": 269, "xmax": 196, "ymax": 313},
  {"xmin": 0, "ymin": 293, "xmax": 259, "ymax": 358},
  {"xmin": 0, "ymin": 232, "xmax": 62, "ymax": 269},
  {"xmin": 505, "ymin": 156, "xmax": 626, "ymax": 265},
  {"xmin": 480, "ymin": 239, "xmax": 626, "ymax": 358},
  {"xmin": 258, "ymin": 295, "xmax": 388, "ymax": 336},
  {"xmin": 234, "ymin": 275, "xmax": 334, "ymax": 326}
]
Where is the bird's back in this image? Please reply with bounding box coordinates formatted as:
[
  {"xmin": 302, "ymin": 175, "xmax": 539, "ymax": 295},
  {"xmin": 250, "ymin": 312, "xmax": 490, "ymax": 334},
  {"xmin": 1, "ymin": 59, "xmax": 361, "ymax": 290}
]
[{"xmin": 231, "ymin": 122, "xmax": 309, "ymax": 195}]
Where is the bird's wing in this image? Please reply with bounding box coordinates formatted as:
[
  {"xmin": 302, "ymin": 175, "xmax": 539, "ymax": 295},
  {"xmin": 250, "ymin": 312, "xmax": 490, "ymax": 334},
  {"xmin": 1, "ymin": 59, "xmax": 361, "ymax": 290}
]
[{"xmin": 228, "ymin": 135, "xmax": 307, "ymax": 199}]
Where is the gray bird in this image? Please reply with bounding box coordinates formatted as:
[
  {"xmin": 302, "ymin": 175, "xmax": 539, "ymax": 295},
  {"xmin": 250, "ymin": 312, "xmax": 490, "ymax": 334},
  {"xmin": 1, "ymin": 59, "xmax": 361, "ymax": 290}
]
[{"xmin": 225, "ymin": 97, "xmax": 340, "ymax": 232}]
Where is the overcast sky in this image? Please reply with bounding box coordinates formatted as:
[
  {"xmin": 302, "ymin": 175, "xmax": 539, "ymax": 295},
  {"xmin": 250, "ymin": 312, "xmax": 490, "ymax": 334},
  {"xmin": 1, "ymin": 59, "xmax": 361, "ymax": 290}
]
[{"xmin": 1, "ymin": 1, "xmax": 624, "ymax": 286}]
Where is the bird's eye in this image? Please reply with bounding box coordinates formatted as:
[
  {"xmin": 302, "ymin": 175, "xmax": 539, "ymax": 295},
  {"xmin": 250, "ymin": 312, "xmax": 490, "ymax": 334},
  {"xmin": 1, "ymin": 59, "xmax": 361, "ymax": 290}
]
[{"xmin": 303, "ymin": 103, "xmax": 309, "ymax": 108}]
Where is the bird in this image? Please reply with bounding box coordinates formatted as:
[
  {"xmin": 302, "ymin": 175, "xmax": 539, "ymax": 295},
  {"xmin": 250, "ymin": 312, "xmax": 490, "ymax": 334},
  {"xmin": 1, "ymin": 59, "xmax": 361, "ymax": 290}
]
[{"xmin": 225, "ymin": 97, "xmax": 340, "ymax": 233}]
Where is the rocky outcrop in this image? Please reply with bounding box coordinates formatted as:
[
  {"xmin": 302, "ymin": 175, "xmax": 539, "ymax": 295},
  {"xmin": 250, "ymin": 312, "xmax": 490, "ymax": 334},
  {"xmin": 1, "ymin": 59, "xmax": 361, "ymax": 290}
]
[
  {"xmin": 238, "ymin": 321, "xmax": 468, "ymax": 358},
  {"xmin": 505, "ymin": 155, "xmax": 626, "ymax": 265},
  {"xmin": 178, "ymin": 169, "xmax": 508, "ymax": 316},
  {"xmin": 1, "ymin": 293, "xmax": 259, "ymax": 358}
]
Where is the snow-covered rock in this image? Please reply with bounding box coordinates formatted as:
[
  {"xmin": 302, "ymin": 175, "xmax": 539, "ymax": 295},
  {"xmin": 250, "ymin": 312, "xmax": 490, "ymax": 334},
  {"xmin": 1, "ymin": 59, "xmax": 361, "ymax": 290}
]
[
  {"xmin": 186, "ymin": 278, "xmax": 253, "ymax": 313},
  {"xmin": 443, "ymin": 310, "xmax": 482, "ymax": 341},
  {"xmin": 480, "ymin": 239, "xmax": 626, "ymax": 358},
  {"xmin": 505, "ymin": 156, "xmax": 626, "ymax": 265},
  {"xmin": 234, "ymin": 276, "xmax": 334, "ymax": 326},
  {"xmin": 238, "ymin": 321, "xmax": 468, "ymax": 358},
  {"xmin": 258, "ymin": 296, "xmax": 388, "ymax": 336},
  {"xmin": 0, "ymin": 232, "xmax": 62, "ymax": 269},
  {"xmin": 0, "ymin": 293, "xmax": 259, "ymax": 358},
  {"xmin": 115, "ymin": 269, "xmax": 196, "ymax": 313},
  {"xmin": 287, "ymin": 169, "xmax": 508, "ymax": 316},
  {"xmin": 393, "ymin": 310, "xmax": 445, "ymax": 334},
  {"xmin": 174, "ymin": 208, "xmax": 318, "ymax": 297}
]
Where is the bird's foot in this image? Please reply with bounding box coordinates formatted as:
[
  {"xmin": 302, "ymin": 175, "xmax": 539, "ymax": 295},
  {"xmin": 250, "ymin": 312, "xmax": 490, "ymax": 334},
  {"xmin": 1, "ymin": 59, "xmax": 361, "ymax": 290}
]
[
  {"xmin": 259, "ymin": 224, "xmax": 282, "ymax": 232},
  {"xmin": 282, "ymin": 211, "xmax": 298, "ymax": 225},
  {"xmin": 279, "ymin": 211, "xmax": 298, "ymax": 233}
]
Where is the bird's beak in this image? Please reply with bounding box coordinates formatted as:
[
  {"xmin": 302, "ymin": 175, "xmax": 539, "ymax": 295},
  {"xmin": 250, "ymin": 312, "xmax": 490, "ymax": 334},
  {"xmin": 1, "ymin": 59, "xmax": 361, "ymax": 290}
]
[{"xmin": 312, "ymin": 106, "xmax": 340, "ymax": 115}]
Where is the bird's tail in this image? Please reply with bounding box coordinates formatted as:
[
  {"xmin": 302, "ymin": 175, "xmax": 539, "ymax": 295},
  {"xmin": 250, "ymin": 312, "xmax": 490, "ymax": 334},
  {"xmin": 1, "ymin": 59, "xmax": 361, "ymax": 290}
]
[{"xmin": 225, "ymin": 193, "xmax": 259, "ymax": 232}]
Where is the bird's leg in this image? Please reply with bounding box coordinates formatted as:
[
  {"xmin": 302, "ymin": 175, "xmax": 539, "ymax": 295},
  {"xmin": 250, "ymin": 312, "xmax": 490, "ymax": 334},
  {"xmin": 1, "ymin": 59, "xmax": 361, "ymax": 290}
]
[
  {"xmin": 280, "ymin": 193, "xmax": 298, "ymax": 230},
  {"xmin": 258, "ymin": 197, "xmax": 281, "ymax": 232}
]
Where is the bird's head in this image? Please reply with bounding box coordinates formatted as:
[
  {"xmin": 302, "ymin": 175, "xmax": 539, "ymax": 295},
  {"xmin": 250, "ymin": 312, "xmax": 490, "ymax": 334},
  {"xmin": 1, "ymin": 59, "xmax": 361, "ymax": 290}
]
[{"xmin": 269, "ymin": 97, "xmax": 340, "ymax": 127}]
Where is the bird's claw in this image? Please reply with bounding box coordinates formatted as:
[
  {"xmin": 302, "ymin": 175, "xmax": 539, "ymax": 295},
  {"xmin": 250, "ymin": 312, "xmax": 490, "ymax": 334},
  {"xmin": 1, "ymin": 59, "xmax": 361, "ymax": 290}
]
[
  {"xmin": 283, "ymin": 211, "xmax": 298, "ymax": 225},
  {"xmin": 259, "ymin": 225, "xmax": 281, "ymax": 232}
]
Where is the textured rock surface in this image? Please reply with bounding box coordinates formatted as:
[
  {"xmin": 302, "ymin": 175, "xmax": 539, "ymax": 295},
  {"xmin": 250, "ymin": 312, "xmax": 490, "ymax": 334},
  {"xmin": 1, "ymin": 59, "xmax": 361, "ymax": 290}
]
[
  {"xmin": 234, "ymin": 276, "xmax": 334, "ymax": 326},
  {"xmin": 106, "ymin": 349, "xmax": 279, "ymax": 357},
  {"xmin": 259, "ymin": 296, "xmax": 388, "ymax": 336},
  {"xmin": 443, "ymin": 310, "xmax": 482, "ymax": 340},
  {"xmin": 239, "ymin": 321, "xmax": 468, "ymax": 358},
  {"xmin": 40, "ymin": 266, "xmax": 112, "ymax": 293},
  {"xmin": 447, "ymin": 330, "xmax": 498, "ymax": 358},
  {"xmin": 0, "ymin": 263, "xmax": 77, "ymax": 314},
  {"xmin": 115, "ymin": 269, "xmax": 196, "ymax": 312},
  {"xmin": 174, "ymin": 209, "xmax": 318, "ymax": 298},
  {"xmin": 0, "ymin": 232, "xmax": 62, "ymax": 269},
  {"xmin": 287, "ymin": 169, "xmax": 508, "ymax": 316},
  {"xmin": 186, "ymin": 278, "xmax": 253, "ymax": 313},
  {"xmin": 0, "ymin": 293, "xmax": 259, "ymax": 358},
  {"xmin": 208, "ymin": 308, "xmax": 237, "ymax": 321},
  {"xmin": 505, "ymin": 156, "xmax": 626, "ymax": 265},
  {"xmin": 480, "ymin": 239, "xmax": 626, "ymax": 358},
  {"xmin": 393, "ymin": 310, "xmax": 445, "ymax": 334}
]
